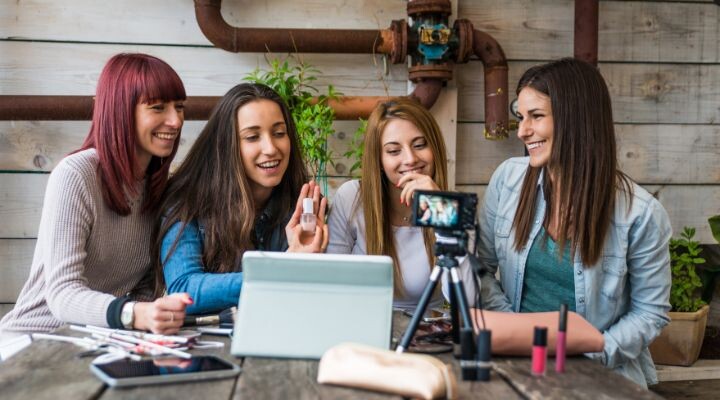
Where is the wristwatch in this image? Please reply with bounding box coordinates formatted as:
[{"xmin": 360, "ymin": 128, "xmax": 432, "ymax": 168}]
[{"xmin": 120, "ymin": 301, "xmax": 137, "ymax": 329}]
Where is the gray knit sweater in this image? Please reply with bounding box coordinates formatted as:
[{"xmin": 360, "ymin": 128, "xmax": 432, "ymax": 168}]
[{"xmin": 0, "ymin": 149, "xmax": 155, "ymax": 335}]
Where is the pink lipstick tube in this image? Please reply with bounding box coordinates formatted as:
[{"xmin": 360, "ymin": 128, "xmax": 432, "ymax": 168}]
[
  {"xmin": 556, "ymin": 304, "xmax": 568, "ymax": 373},
  {"xmin": 531, "ymin": 326, "xmax": 547, "ymax": 376}
]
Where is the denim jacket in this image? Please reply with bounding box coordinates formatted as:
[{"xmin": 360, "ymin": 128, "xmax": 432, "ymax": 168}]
[
  {"xmin": 477, "ymin": 157, "xmax": 672, "ymax": 388},
  {"xmin": 161, "ymin": 204, "xmax": 289, "ymax": 315}
]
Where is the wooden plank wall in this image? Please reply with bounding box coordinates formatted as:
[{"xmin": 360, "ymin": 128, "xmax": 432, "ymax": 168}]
[{"xmin": 2, "ymin": 0, "xmax": 720, "ymax": 318}]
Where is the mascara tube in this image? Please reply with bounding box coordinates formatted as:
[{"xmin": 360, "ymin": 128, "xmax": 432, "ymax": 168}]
[{"xmin": 556, "ymin": 304, "xmax": 568, "ymax": 373}]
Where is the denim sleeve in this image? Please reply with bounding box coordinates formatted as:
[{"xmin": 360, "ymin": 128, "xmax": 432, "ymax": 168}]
[
  {"xmin": 161, "ymin": 220, "xmax": 243, "ymax": 315},
  {"xmin": 476, "ymin": 162, "xmax": 513, "ymax": 312},
  {"xmin": 598, "ymin": 199, "xmax": 672, "ymax": 368}
]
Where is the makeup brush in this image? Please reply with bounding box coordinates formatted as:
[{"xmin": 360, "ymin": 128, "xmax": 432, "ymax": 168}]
[{"xmin": 183, "ymin": 306, "xmax": 236, "ymax": 326}]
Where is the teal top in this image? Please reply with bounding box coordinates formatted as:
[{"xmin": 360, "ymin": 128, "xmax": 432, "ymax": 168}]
[{"xmin": 520, "ymin": 226, "xmax": 576, "ymax": 313}]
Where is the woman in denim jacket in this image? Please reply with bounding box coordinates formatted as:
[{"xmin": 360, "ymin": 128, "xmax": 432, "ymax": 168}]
[
  {"xmin": 153, "ymin": 83, "xmax": 327, "ymax": 315},
  {"xmin": 477, "ymin": 58, "xmax": 672, "ymax": 388}
]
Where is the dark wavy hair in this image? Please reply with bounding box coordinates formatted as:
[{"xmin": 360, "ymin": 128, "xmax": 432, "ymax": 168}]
[
  {"xmin": 512, "ymin": 58, "xmax": 632, "ymax": 266},
  {"xmin": 77, "ymin": 53, "xmax": 186, "ymax": 215},
  {"xmin": 153, "ymin": 83, "xmax": 308, "ymax": 295}
]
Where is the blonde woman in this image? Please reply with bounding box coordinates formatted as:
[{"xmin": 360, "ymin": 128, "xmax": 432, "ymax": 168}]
[{"xmin": 327, "ymin": 99, "xmax": 475, "ymax": 309}]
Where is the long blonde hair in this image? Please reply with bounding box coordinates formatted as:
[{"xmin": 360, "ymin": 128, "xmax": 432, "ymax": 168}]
[{"xmin": 358, "ymin": 99, "xmax": 448, "ymax": 298}]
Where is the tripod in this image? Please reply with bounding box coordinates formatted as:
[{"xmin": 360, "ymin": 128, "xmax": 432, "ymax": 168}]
[{"xmin": 396, "ymin": 231, "xmax": 489, "ymax": 381}]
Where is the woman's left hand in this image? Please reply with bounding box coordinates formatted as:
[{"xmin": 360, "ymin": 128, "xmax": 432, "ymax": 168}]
[
  {"xmin": 396, "ymin": 172, "xmax": 440, "ymax": 207},
  {"xmin": 286, "ymin": 181, "xmax": 329, "ymax": 252}
]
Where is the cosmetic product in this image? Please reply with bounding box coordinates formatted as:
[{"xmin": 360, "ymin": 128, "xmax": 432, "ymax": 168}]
[
  {"xmin": 460, "ymin": 327, "xmax": 477, "ymax": 380},
  {"xmin": 531, "ymin": 326, "xmax": 548, "ymax": 376},
  {"xmin": 183, "ymin": 306, "xmax": 236, "ymax": 327},
  {"xmin": 556, "ymin": 304, "xmax": 568, "ymax": 373},
  {"xmin": 477, "ymin": 329, "xmax": 492, "ymax": 381},
  {"xmin": 300, "ymin": 198, "xmax": 316, "ymax": 232}
]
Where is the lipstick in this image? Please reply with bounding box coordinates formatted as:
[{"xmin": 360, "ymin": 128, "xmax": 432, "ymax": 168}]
[
  {"xmin": 556, "ymin": 304, "xmax": 568, "ymax": 373},
  {"xmin": 531, "ymin": 326, "xmax": 548, "ymax": 376}
]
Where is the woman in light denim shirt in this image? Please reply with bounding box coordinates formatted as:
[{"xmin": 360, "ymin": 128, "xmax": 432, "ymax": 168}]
[
  {"xmin": 152, "ymin": 83, "xmax": 327, "ymax": 315},
  {"xmin": 477, "ymin": 58, "xmax": 672, "ymax": 388}
]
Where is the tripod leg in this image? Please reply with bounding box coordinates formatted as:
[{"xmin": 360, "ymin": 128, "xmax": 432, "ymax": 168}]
[
  {"xmin": 448, "ymin": 276, "xmax": 460, "ymax": 346},
  {"xmin": 396, "ymin": 266, "xmax": 442, "ymax": 353},
  {"xmin": 450, "ymin": 266, "xmax": 474, "ymax": 330}
]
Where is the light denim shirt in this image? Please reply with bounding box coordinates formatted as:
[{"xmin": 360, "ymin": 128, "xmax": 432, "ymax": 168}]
[
  {"xmin": 161, "ymin": 205, "xmax": 289, "ymax": 315},
  {"xmin": 477, "ymin": 157, "xmax": 672, "ymax": 388}
]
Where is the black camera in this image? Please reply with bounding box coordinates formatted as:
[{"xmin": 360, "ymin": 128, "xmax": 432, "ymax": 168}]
[{"xmin": 411, "ymin": 190, "xmax": 478, "ymax": 233}]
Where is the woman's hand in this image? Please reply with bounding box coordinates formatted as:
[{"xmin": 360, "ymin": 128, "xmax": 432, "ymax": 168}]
[
  {"xmin": 396, "ymin": 172, "xmax": 440, "ymax": 207},
  {"xmin": 286, "ymin": 181, "xmax": 329, "ymax": 253},
  {"xmin": 133, "ymin": 293, "xmax": 193, "ymax": 334}
]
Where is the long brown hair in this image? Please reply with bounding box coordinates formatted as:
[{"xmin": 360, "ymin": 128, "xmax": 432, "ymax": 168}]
[
  {"xmin": 359, "ymin": 99, "xmax": 448, "ymax": 297},
  {"xmin": 512, "ymin": 58, "xmax": 632, "ymax": 266},
  {"xmin": 77, "ymin": 53, "xmax": 186, "ymax": 215},
  {"xmin": 153, "ymin": 83, "xmax": 307, "ymax": 294}
]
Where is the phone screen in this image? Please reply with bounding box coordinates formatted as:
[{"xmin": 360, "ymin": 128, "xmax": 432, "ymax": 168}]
[{"xmin": 93, "ymin": 356, "xmax": 236, "ymax": 379}]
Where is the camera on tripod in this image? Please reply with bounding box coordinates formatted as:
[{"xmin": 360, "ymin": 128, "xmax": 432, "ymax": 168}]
[{"xmin": 411, "ymin": 190, "xmax": 477, "ymax": 236}]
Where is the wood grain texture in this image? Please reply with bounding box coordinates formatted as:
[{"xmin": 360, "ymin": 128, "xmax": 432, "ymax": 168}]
[
  {"xmin": 492, "ymin": 357, "xmax": 663, "ymax": 399},
  {"xmin": 0, "ymin": 336, "xmax": 106, "ymax": 400},
  {"xmin": 0, "ymin": 0, "xmax": 407, "ymax": 45},
  {"xmin": 0, "ymin": 239, "xmax": 34, "ymax": 302},
  {"xmin": 457, "ymin": 61, "xmax": 720, "ymax": 124},
  {"xmin": 0, "ymin": 41, "xmax": 407, "ymax": 97},
  {"xmin": 460, "ymin": 0, "xmax": 720, "ymax": 63},
  {"xmin": 0, "ymin": 303, "xmax": 15, "ymax": 320},
  {"xmin": 456, "ymin": 123, "xmax": 720, "ymax": 185}
]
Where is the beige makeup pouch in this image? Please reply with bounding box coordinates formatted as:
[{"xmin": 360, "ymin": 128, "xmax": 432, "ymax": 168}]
[{"xmin": 317, "ymin": 343, "xmax": 457, "ymax": 399}]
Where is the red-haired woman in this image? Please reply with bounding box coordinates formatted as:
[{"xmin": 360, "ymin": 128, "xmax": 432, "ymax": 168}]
[{"xmin": 0, "ymin": 53, "xmax": 192, "ymax": 359}]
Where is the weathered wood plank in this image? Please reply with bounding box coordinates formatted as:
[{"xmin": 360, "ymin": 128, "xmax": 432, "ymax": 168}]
[
  {"xmin": 457, "ymin": 61, "xmax": 720, "ymax": 124},
  {"xmin": 460, "ymin": 0, "xmax": 720, "ymax": 63},
  {"xmin": 458, "ymin": 184, "xmax": 720, "ymax": 244},
  {"xmin": 456, "ymin": 123, "xmax": 720, "ymax": 185},
  {"xmin": 0, "ymin": 0, "xmax": 407, "ymax": 45},
  {"xmin": 0, "ymin": 335, "xmax": 106, "ymax": 400},
  {"xmin": 236, "ymin": 358, "xmax": 402, "ymax": 399},
  {"xmin": 0, "ymin": 303, "xmax": 15, "ymax": 320},
  {"xmin": 0, "ymin": 239, "xmax": 34, "ymax": 303},
  {"xmin": 0, "ymin": 174, "xmax": 47, "ymax": 239},
  {"xmin": 492, "ymin": 357, "xmax": 662, "ymax": 399},
  {"xmin": 0, "ymin": 41, "xmax": 407, "ymax": 97}
]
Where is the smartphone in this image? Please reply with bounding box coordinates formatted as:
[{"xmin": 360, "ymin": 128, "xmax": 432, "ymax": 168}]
[
  {"xmin": 90, "ymin": 355, "xmax": 240, "ymax": 387},
  {"xmin": 403, "ymin": 308, "xmax": 451, "ymax": 322}
]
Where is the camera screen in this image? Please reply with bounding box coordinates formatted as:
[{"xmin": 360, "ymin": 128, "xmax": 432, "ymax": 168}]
[{"xmin": 413, "ymin": 192, "xmax": 463, "ymax": 230}]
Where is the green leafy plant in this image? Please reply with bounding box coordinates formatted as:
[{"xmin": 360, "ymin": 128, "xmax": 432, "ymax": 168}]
[
  {"xmin": 244, "ymin": 56, "xmax": 337, "ymax": 181},
  {"xmin": 343, "ymin": 118, "xmax": 367, "ymax": 177},
  {"xmin": 669, "ymin": 227, "xmax": 707, "ymax": 312}
]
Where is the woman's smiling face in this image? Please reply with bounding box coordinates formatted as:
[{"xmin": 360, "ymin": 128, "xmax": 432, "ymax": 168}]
[{"xmin": 517, "ymin": 87, "xmax": 554, "ymax": 168}]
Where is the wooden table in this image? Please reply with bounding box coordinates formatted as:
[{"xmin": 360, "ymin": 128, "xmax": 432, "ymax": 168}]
[{"xmin": 0, "ymin": 313, "xmax": 661, "ymax": 399}]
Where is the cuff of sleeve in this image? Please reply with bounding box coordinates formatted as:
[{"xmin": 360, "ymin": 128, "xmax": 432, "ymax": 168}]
[{"xmin": 107, "ymin": 296, "xmax": 131, "ymax": 329}]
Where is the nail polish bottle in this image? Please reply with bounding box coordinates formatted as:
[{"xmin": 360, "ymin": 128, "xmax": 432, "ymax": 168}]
[
  {"xmin": 300, "ymin": 198, "xmax": 316, "ymax": 232},
  {"xmin": 531, "ymin": 326, "xmax": 547, "ymax": 376}
]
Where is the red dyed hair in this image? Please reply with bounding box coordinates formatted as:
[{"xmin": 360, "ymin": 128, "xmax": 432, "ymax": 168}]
[{"xmin": 77, "ymin": 53, "xmax": 186, "ymax": 215}]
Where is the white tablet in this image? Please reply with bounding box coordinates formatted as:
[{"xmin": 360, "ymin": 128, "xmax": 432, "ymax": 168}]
[{"xmin": 231, "ymin": 251, "xmax": 394, "ymax": 359}]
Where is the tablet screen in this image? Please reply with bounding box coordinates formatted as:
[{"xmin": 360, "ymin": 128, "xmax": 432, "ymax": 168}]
[{"xmin": 94, "ymin": 356, "xmax": 235, "ymax": 379}]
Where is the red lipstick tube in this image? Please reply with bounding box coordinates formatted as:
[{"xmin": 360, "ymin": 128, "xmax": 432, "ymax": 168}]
[
  {"xmin": 556, "ymin": 304, "xmax": 568, "ymax": 373},
  {"xmin": 532, "ymin": 326, "xmax": 548, "ymax": 376}
]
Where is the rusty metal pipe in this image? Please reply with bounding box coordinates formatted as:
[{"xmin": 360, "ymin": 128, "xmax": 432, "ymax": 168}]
[
  {"xmin": 574, "ymin": 0, "xmax": 599, "ymax": 66},
  {"xmin": 472, "ymin": 29, "xmax": 509, "ymax": 139},
  {"xmin": 194, "ymin": 0, "xmax": 395, "ymax": 55},
  {"xmin": 0, "ymin": 89, "xmax": 442, "ymax": 121}
]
